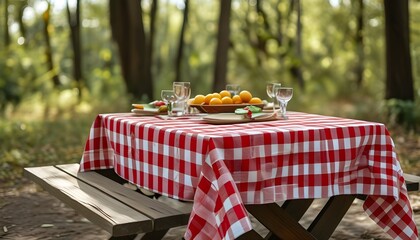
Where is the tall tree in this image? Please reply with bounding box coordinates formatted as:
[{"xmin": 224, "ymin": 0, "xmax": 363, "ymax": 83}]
[
  {"xmin": 275, "ymin": 0, "xmax": 284, "ymax": 48},
  {"xmin": 16, "ymin": 1, "xmax": 27, "ymax": 45},
  {"xmin": 4, "ymin": 0, "xmax": 10, "ymax": 47},
  {"xmin": 174, "ymin": 0, "xmax": 189, "ymax": 83},
  {"xmin": 66, "ymin": 0, "xmax": 82, "ymax": 95},
  {"xmin": 149, "ymin": 0, "xmax": 158, "ymax": 83},
  {"xmin": 354, "ymin": 0, "xmax": 364, "ymax": 87},
  {"xmin": 109, "ymin": 0, "xmax": 153, "ymax": 100},
  {"xmin": 213, "ymin": 0, "xmax": 232, "ymax": 92},
  {"xmin": 42, "ymin": 1, "xmax": 60, "ymax": 86},
  {"xmin": 383, "ymin": 0, "xmax": 414, "ymax": 101},
  {"xmin": 289, "ymin": 0, "xmax": 304, "ymax": 90}
]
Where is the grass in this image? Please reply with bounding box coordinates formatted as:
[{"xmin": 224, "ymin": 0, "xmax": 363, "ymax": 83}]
[{"xmin": 0, "ymin": 114, "xmax": 96, "ymax": 186}]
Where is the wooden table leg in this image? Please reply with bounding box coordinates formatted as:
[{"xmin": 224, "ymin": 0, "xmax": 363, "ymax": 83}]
[
  {"xmin": 246, "ymin": 195, "xmax": 356, "ymax": 240},
  {"xmin": 246, "ymin": 202, "xmax": 316, "ymax": 240},
  {"xmin": 307, "ymin": 195, "xmax": 356, "ymax": 240},
  {"xmin": 282, "ymin": 199, "xmax": 314, "ymax": 221},
  {"xmin": 261, "ymin": 199, "xmax": 315, "ymax": 240}
]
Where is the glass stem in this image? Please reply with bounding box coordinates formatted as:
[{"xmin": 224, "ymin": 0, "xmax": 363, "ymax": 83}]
[
  {"xmin": 168, "ymin": 101, "xmax": 173, "ymax": 114},
  {"xmin": 281, "ymin": 102, "xmax": 287, "ymax": 117},
  {"xmin": 184, "ymin": 100, "xmax": 189, "ymax": 115}
]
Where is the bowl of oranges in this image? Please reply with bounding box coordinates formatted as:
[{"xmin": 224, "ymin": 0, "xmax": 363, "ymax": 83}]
[{"xmin": 189, "ymin": 90, "xmax": 264, "ymax": 113}]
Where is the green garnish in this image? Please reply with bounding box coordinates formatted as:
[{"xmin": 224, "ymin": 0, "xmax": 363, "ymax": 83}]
[{"xmin": 235, "ymin": 105, "xmax": 262, "ymax": 115}]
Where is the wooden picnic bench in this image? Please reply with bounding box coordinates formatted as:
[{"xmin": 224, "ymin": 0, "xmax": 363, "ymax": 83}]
[
  {"xmin": 404, "ymin": 173, "xmax": 420, "ymax": 192},
  {"xmin": 24, "ymin": 163, "xmax": 420, "ymax": 240},
  {"xmin": 24, "ymin": 163, "xmax": 193, "ymax": 240}
]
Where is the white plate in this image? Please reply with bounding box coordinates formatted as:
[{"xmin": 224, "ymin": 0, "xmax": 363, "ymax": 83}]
[
  {"xmin": 189, "ymin": 103, "xmax": 265, "ymax": 113},
  {"xmin": 131, "ymin": 108, "xmax": 166, "ymax": 116},
  {"xmin": 202, "ymin": 112, "xmax": 279, "ymax": 124}
]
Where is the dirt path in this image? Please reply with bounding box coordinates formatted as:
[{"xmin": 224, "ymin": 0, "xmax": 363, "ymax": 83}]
[{"xmin": 1, "ymin": 179, "xmax": 420, "ymax": 240}]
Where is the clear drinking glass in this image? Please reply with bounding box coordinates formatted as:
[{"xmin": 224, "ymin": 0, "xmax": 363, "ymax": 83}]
[
  {"xmin": 275, "ymin": 87, "xmax": 293, "ymax": 119},
  {"xmin": 266, "ymin": 83, "xmax": 281, "ymax": 111},
  {"xmin": 173, "ymin": 82, "xmax": 191, "ymax": 115},
  {"xmin": 161, "ymin": 90, "xmax": 177, "ymax": 116},
  {"xmin": 226, "ymin": 84, "xmax": 240, "ymax": 96}
]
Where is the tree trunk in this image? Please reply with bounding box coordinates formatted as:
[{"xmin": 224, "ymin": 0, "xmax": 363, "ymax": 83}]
[
  {"xmin": 137, "ymin": 1, "xmax": 153, "ymax": 101},
  {"xmin": 4, "ymin": 0, "xmax": 10, "ymax": 47},
  {"xmin": 174, "ymin": 0, "xmax": 189, "ymax": 83},
  {"xmin": 383, "ymin": 0, "xmax": 414, "ymax": 101},
  {"xmin": 290, "ymin": 0, "xmax": 304, "ymax": 90},
  {"xmin": 149, "ymin": 0, "xmax": 157, "ymax": 82},
  {"xmin": 275, "ymin": 0, "xmax": 284, "ymax": 48},
  {"xmin": 42, "ymin": 2, "xmax": 60, "ymax": 86},
  {"xmin": 354, "ymin": 0, "xmax": 364, "ymax": 87},
  {"xmin": 66, "ymin": 0, "xmax": 82, "ymax": 95},
  {"xmin": 109, "ymin": 0, "xmax": 153, "ymax": 101},
  {"xmin": 17, "ymin": 2, "xmax": 27, "ymax": 45},
  {"xmin": 256, "ymin": 0, "xmax": 270, "ymax": 32},
  {"xmin": 255, "ymin": 0, "xmax": 270, "ymax": 55},
  {"xmin": 213, "ymin": 0, "xmax": 232, "ymax": 92}
]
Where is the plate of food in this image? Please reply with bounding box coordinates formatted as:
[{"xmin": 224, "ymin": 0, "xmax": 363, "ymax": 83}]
[{"xmin": 131, "ymin": 101, "xmax": 168, "ymax": 115}]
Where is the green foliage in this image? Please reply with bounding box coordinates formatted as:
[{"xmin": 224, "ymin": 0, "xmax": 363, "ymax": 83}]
[
  {"xmin": 0, "ymin": 114, "xmax": 94, "ymax": 185},
  {"xmin": 385, "ymin": 99, "xmax": 420, "ymax": 130},
  {"xmin": 0, "ymin": 50, "xmax": 22, "ymax": 110},
  {"xmin": 1, "ymin": 0, "xmax": 420, "ymax": 115}
]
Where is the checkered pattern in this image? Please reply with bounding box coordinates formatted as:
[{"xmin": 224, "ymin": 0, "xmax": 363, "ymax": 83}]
[{"xmin": 80, "ymin": 112, "xmax": 418, "ymax": 240}]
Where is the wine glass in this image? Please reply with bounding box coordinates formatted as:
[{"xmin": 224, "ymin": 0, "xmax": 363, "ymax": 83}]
[
  {"xmin": 161, "ymin": 90, "xmax": 177, "ymax": 116},
  {"xmin": 173, "ymin": 82, "xmax": 191, "ymax": 115},
  {"xmin": 275, "ymin": 87, "xmax": 293, "ymax": 119},
  {"xmin": 266, "ymin": 83, "xmax": 281, "ymax": 111},
  {"xmin": 226, "ymin": 84, "xmax": 240, "ymax": 96}
]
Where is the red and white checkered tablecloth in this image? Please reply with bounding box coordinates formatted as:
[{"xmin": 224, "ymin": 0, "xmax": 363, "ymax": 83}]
[{"xmin": 80, "ymin": 112, "xmax": 418, "ymax": 240}]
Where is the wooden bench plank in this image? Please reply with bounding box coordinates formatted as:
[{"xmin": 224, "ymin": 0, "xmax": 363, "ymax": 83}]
[
  {"xmin": 57, "ymin": 164, "xmax": 192, "ymax": 231},
  {"xmin": 404, "ymin": 173, "xmax": 420, "ymax": 192},
  {"xmin": 24, "ymin": 166, "xmax": 153, "ymax": 237}
]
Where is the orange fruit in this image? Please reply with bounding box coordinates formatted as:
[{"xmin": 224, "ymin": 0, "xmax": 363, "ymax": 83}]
[
  {"xmin": 193, "ymin": 94, "xmax": 206, "ymax": 104},
  {"xmin": 239, "ymin": 90, "xmax": 252, "ymax": 103},
  {"xmin": 212, "ymin": 93, "xmax": 222, "ymax": 99},
  {"xmin": 249, "ymin": 97, "xmax": 262, "ymax": 104},
  {"xmin": 209, "ymin": 97, "xmax": 222, "ymax": 105},
  {"xmin": 232, "ymin": 95, "xmax": 243, "ymax": 104},
  {"xmin": 204, "ymin": 94, "xmax": 214, "ymax": 104},
  {"xmin": 132, "ymin": 104, "xmax": 144, "ymax": 109},
  {"xmin": 221, "ymin": 96, "xmax": 233, "ymax": 104},
  {"xmin": 219, "ymin": 90, "xmax": 231, "ymax": 98}
]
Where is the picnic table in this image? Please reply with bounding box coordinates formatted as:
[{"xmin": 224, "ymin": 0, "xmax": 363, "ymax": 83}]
[{"xmin": 80, "ymin": 111, "xmax": 418, "ymax": 239}]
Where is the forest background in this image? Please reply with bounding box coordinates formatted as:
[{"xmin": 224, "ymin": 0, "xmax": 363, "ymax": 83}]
[{"xmin": 1, "ymin": 0, "xmax": 420, "ymax": 186}]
